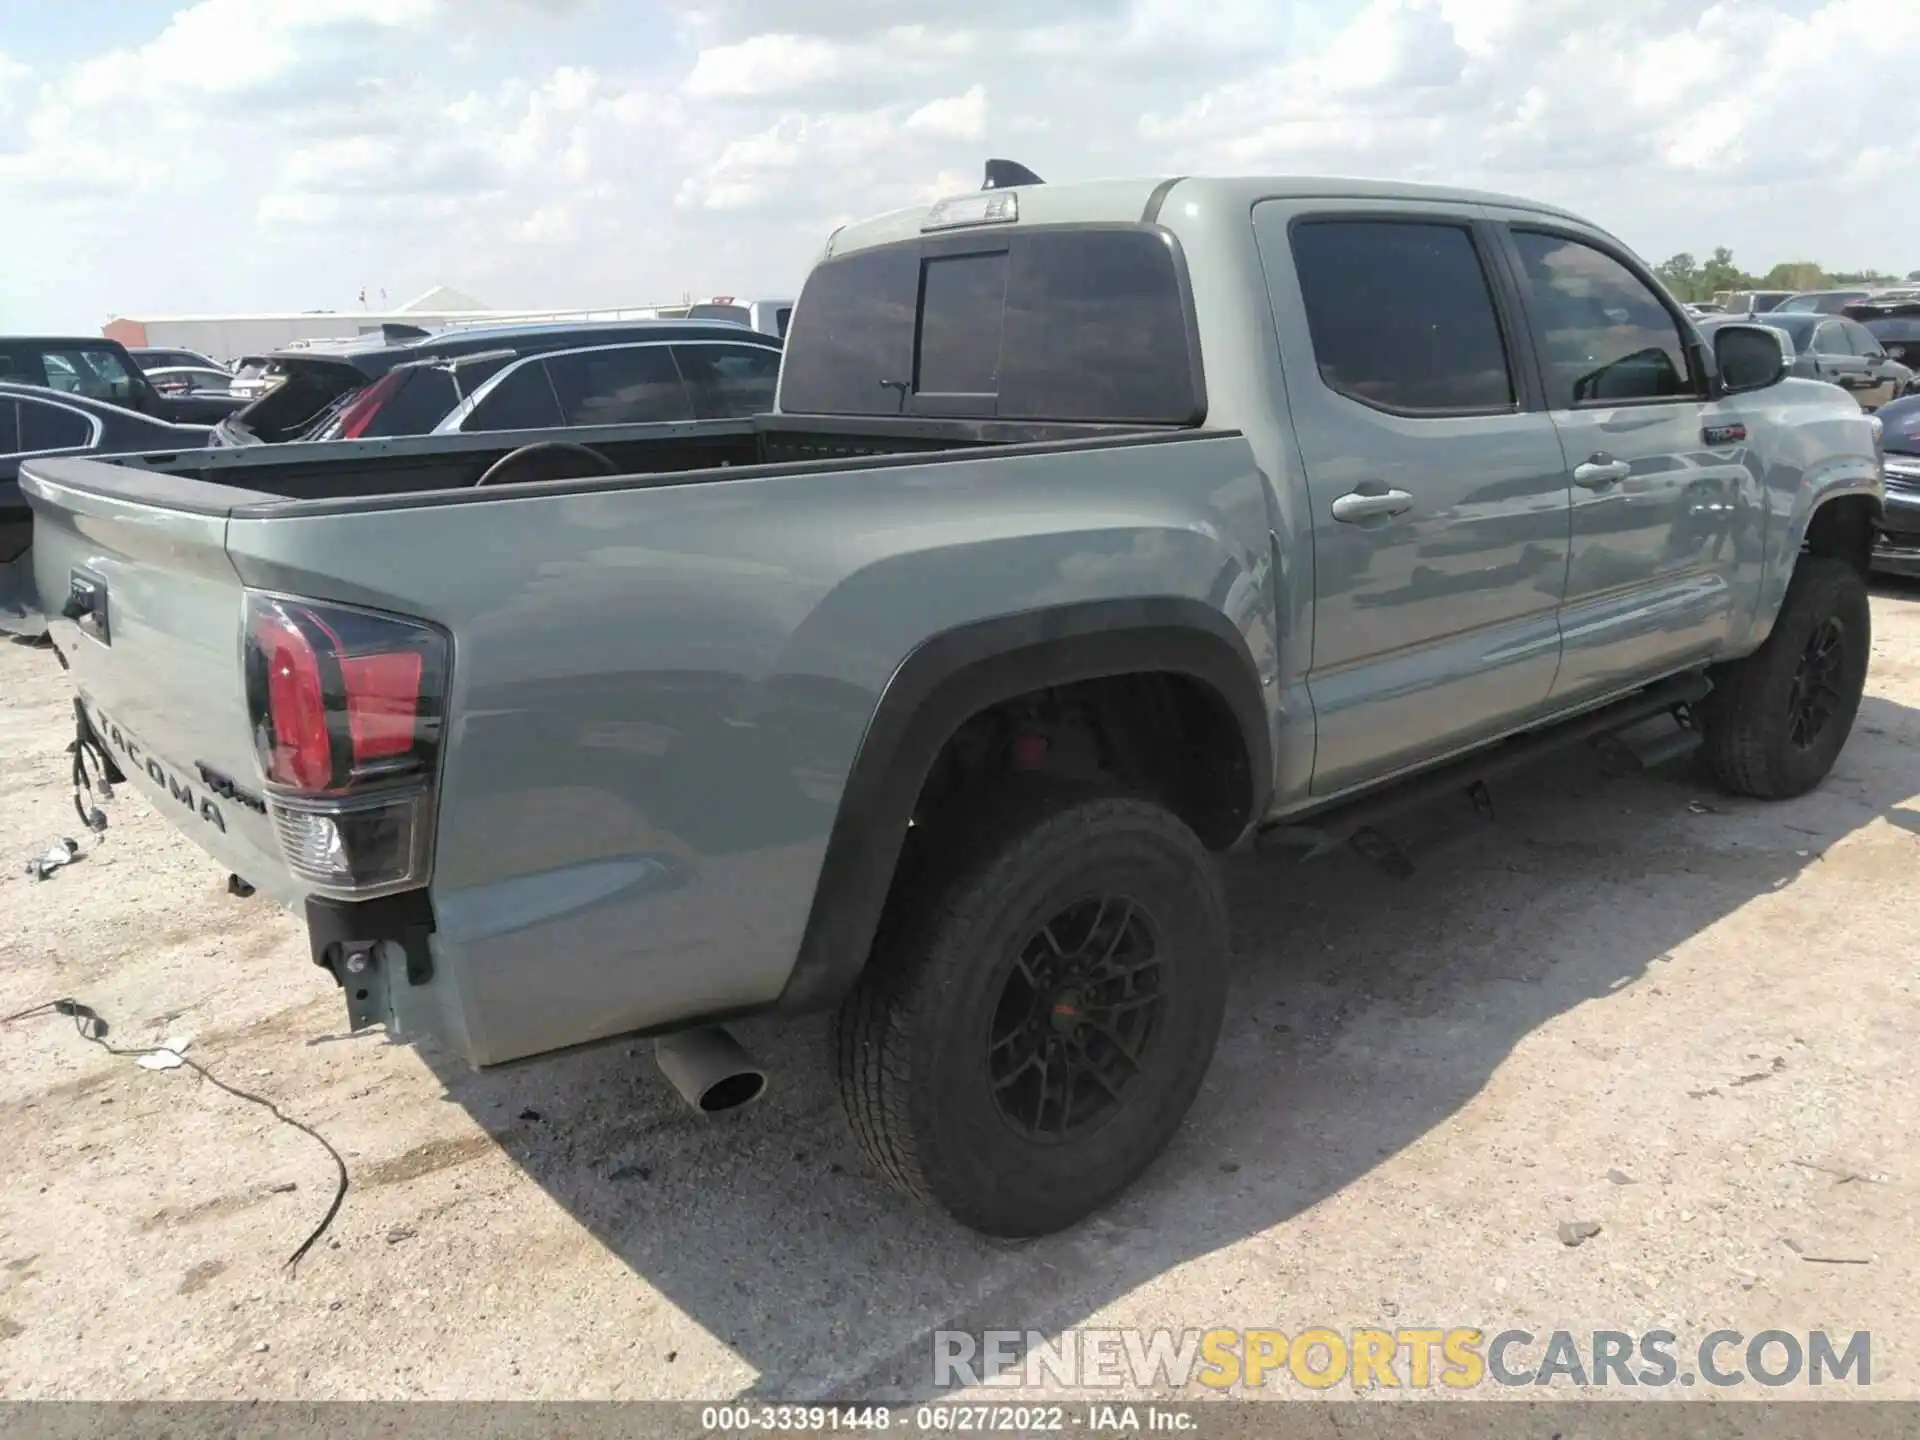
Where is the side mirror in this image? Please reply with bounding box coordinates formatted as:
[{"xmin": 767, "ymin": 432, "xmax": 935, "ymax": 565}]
[{"xmin": 1714, "ymin": 324, "xmax": 1789, "ymax": 394}]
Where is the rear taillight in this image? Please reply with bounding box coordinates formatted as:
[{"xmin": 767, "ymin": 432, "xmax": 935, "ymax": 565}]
[
  {"xmin": 333, "ymin": 371, "xmax": 406, "ymax": 439},
  {"xmin": 244, "ymin": 592, "xmax": 448, "ymax": 895}
]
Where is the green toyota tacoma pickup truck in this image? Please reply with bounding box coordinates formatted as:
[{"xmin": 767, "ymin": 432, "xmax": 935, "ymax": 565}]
[{"xmin": 20, "ymin": 172, "xmax": 1884, "ymax": 1237}]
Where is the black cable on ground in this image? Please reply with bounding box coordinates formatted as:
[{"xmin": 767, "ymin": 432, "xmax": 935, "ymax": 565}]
[{"xmin": 2, "ymin": 997, "xmax": 348, "ymax": 1273}]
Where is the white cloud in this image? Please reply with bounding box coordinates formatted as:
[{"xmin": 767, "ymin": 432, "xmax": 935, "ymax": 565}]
[
  {"xmin": 905, "ymin": 86, "xmax": 985, "ymax": 142},
  {"xmin": 2, "ymin": 0, "xmax": 1918, "ymax": 332},
  {"xmin": 682, "ymin": 34, "xmax": 849, "ymax": 99}
]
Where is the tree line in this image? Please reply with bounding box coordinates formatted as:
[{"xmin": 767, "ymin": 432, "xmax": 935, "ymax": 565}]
[{"xmin": 1653, "ymin": 248, "xmax": 1920, "ymax": 302}]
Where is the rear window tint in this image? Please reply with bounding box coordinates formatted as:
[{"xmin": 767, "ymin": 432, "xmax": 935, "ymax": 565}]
[
  {"xmin": 546, "ymin": 345, "xmax": 692, "ymax": 426},
  {"xmin": 360, "ymin": 368, "xmax": 460, "ymax": 437},
  {"xmin": 1290, "ymin": 220, "xmax": 1515, "ymax": 413},
  {"xmin": 780, "ymin": 226, "xmax": 1202, "ymax": 424},
  {"xmin": 918, "ymin": 253, "xmax": 1007, "ymax": 394},
  {"xmin": 675, "ymin": 344, "xmax": 780, "ymax": 418},
  {"xmin": 19, "ymin": 400, "xmax": 92, "ymax": 451},
  {"xmin": 468, "ymin": 363, "xmax": 565, "ymax": 432}
]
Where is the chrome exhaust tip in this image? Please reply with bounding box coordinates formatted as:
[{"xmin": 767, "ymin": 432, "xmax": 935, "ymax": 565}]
[{"xmin": 653, "ymin": 1025, "xmax": 767, "ymax": 1113}]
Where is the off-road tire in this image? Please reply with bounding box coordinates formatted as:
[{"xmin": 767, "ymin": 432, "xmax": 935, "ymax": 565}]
[
  {"xmin": 1699, "ymin": 555, "xmax": 1870, "ymax": 799},
  {"xmin": 834, "ymin": 786, "xmax": 1229, "ymax": 1237}
]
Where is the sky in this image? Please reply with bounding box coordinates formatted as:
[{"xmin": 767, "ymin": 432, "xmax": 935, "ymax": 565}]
[{"xmin": 0, "ymin": 0, "xmax": 1914, "ymax": 331}]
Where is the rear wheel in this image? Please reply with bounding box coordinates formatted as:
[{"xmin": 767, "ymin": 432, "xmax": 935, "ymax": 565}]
[
  {"xmin": 1699, "ymin": 556, "xmax": 1870, "ymax": 798},
  {"xmin": 834, "ymin": 787, "xmax": 1228, "ymax": 1237}
]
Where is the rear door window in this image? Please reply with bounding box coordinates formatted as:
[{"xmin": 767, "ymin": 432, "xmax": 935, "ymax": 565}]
[
  {"xmin": 1840, "ymin": 320, "xmax": 1883, "ymax": 356},
  {"xmin": 674, "ymin": 344, "xmax": 780, "ymax": 418},
  {"xmin": 1288, "ymin": 219, "xmax": 1515, "ymax": 413},
  {"xmin": 546, "ymin": 345, "xmax": 692, "ymax": 426},
  {"xmin": 1811, "ymin": 322, "xmax": 1851, "ymax": 356},
  {"xmin": 41, "ymin": 348, "xmax": 141, "ymax": 405},
  {"xmin": 18, "ymin": 399, "xmax": 93, "ymax": 451},
  {"xmin": 466, "ymin": 362, "xmax": 566, "ymax": 432},
  {"xmin": 779, "ymin": 226, "xmax": 1202, "ymax": 423}
]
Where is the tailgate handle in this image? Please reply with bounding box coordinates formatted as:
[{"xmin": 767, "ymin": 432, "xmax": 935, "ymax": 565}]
[{"xmin": 62, "ymin": 574, "xmax": 110, "ymax": 645}]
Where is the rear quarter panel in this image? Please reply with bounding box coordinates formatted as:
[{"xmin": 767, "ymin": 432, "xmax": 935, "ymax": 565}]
[{"xmin": 223, "ymin": 435, "xmax": 1277, "ymax": 1065}]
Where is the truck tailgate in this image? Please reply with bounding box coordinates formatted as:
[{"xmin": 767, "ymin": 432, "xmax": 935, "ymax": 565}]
[{"xmin": 21, "ymin": 457, "xmax": 299, "ymax": 903}]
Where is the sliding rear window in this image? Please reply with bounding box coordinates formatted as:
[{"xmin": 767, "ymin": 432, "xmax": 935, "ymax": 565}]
[{"xmin": 779, "ymin": 225, "xmax": 1204, "ymax": 424}]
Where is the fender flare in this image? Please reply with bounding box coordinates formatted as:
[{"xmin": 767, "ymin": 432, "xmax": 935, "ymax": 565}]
[{"xmin": 776, "ymin": 598, "xmax": 1271, "ymax": 1012}]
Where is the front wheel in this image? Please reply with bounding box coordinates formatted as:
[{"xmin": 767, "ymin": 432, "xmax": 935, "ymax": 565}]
[
  {"xmin": 1699, "ymin": 556, "xmax": 1871, "ymax": 799},
  {"xmin": 834, "ymin": 789, "xmax": 1229, "ymax": 1237}
]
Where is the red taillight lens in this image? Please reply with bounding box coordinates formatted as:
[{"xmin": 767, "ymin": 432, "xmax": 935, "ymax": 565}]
[
  {"xmin": 244, "ymin": 593, "xmax": 447, "ymax": 796},
  {"xmin": 339, "ymin": 651, "xmax": 424, "ymax": 760},
  {"xmin": 334, "ymin": 371, "xmax": 406, "ymax": 439},
  {"xmin": 251, "ymin": 606, "xmax": 334, "ymax": 790}
]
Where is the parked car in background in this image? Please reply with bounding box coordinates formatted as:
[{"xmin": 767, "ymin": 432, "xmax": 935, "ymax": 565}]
[
  {"xmin": 129, "ymin": 346, "xmax": 227, "ymax": 374},
  {"xmin": 0, "ymin": 336, "xmax": 244, "ymax": 425},
  {"xmin": 219, "ymin": 319, "xmax": 784, "ymax": 446},
  {"xmin": 1713, "ymin": 289, "xmax": 1794, "ymax": 315},
  {"xmin": 143, "ymin": 365, "xmax": 240, "ymax": 400},
  {"xmin": 1843, "ymin": 297, "xmax": 1920, "ymax": 377},
  {"xmin": 1773, "ymin": 290, "xmax": 1873, "ymax": 314},
  {"xmin": 228, "ymin": 355, "xmax": 278, "ymax": 402},
  {"xmin": 0, "ymin": 383, "xmax": 210, "ymax": 635},
  {"xmin": 1699, "ymin": 311, "xmax": 1913, "ymax": 408},
  {"xmin": 1873, "ymin": 392, "xmax": 1920, "ymax": 576},
  {"xmin": 684, "ymin": 296, "xmax": 796, "ymax": 339}
]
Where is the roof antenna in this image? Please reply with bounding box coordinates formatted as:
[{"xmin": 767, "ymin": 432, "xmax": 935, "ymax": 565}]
[{"xmin": 983, "ymin": 159, "xmax": 1044, "ymax": 190}]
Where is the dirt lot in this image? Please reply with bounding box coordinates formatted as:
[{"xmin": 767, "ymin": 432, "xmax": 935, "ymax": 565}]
[{"xmin": 2, "ymin": 592, "xmax": 1918, "ymax": 1403}]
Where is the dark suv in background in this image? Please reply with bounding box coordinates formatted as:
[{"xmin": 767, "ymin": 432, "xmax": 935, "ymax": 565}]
[
  {"xmin": 219, "ymin": 319, "xmax": 784, "ymax": 446},
  {"xmin": 1843, "ymin": 297, "xmax": 1920, "ymax": 378},
  {"xmin": 0, "ymin": 335, "xmax": 245, "ymax": 425}
]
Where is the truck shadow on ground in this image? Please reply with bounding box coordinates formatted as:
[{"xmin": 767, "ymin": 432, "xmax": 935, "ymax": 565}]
[{"xmin": 420, "ymin": 690, "xmax": 1920, "ymax": 1402}]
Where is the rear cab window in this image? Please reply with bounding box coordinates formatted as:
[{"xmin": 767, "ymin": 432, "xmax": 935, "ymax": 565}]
[{"xmin": 778, "ymin": 226, "xmax": 1204, "ymax": 424}]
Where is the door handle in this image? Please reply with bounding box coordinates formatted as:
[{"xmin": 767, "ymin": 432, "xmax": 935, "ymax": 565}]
[
  {"xmin": 1573, "ymin": 455, "xmax": 1632, "ymax": 490},
  {"xmin": 1330, "ymin": 488, "xmax": 1414, "ymax": 523}
]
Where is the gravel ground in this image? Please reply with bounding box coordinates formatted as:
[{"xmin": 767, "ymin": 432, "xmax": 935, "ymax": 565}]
[{"xmin": 2, "ymin": 590, "xmax": 1917, "ymax": 1402}]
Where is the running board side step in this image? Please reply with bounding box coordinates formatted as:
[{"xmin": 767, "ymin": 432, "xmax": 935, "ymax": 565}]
[{"xmin": 1256, "ymin": 672, "xmax": 1712, "ymax": 875}]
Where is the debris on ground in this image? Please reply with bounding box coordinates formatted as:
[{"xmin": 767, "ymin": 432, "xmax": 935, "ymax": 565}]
[
  {"xmin": 134, "ymin": 1036, "xmax": 193, "ymax": 1072},
  {"xmin": 1606, "ymin": 1168, "xmax": 1637, "ymax": 1185},
  {"xmin": 1558, "ymin": 1220, "xmax": 1603, "ymax": 1247},
  {"xmin": 23, "ymin": 838, "xmax": 81, "ymax": 881}
]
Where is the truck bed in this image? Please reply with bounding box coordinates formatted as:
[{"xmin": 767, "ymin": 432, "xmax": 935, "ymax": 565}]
[{"xmin": 110, "ymin": 413, "xmax": 1179, "ymax": 507}]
